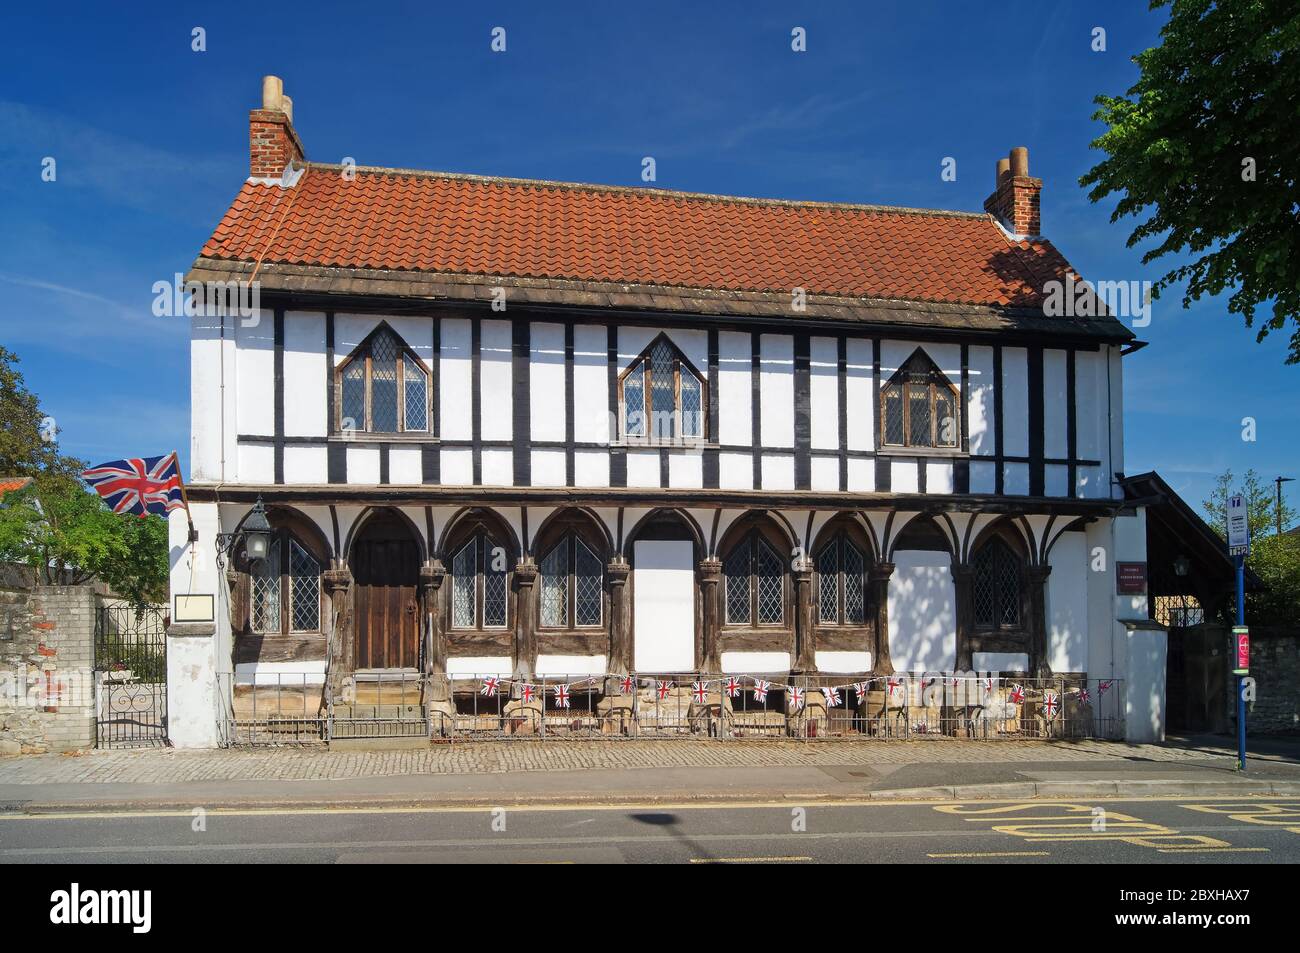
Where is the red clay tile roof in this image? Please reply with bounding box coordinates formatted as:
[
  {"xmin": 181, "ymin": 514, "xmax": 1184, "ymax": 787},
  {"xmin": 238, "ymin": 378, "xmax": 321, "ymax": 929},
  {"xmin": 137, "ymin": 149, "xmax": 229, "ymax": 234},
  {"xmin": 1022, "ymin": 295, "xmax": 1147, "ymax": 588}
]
[
  {"xmin": 197, "ymin": 166, "xmax": 1079, "ymax": 310},
  {"xmin": 0, "ymin": 477, "xmax": 32, "ymax": 500}
]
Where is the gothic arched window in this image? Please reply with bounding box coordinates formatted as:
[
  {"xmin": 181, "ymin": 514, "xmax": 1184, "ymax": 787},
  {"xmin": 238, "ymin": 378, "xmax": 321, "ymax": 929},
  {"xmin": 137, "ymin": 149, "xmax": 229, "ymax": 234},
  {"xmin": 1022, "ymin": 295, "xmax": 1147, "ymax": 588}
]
[
  {"xmin": 973, "ymin": 537, "xmax": 1023, "ymax": 629},
  {"xmin": 816, "ymin": 533, "xmax": 867, "ymax": 625},
  {"xmin": 618, "ymin": 334, "xmax": 707, "ymax": 442},
  {"xmin": 539, "ymin": 534, "xmax": 604, "ymax": 628},
  {"xmin": 336, "ymin": 325, "xmax": 430, "ymax": 434},
  {"xmin": 881, "ymin": 348, "xmax": 960, "ymax": 449},
  {"xmin": 723, "ymin": 531, "xmax": 786, "ymax": 626},
  {"xmin": 250, "ymin": 530, "xmax": 322, "ymax": 634},
  {"xmin": 450, "ymin": 533, "xmax": 508, "ymax": 630}
]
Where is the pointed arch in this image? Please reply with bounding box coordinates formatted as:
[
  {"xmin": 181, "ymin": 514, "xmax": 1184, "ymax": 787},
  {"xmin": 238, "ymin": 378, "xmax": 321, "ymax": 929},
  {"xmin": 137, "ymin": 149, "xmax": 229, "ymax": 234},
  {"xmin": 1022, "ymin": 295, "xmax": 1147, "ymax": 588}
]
[
  {"xmin": 344, "ymin": 505, "xmax": 428, "ymax": 565},
  {"xmin": 880, "ymin": 347, "xmax": 960, "ymax": 450},
  {"xmin": 334, "ymin": 321, "xmax": 432, "ymax": 435},
  {"xmin": 617, "ymin": 332, "xmax": 708, "ymax": 443}
]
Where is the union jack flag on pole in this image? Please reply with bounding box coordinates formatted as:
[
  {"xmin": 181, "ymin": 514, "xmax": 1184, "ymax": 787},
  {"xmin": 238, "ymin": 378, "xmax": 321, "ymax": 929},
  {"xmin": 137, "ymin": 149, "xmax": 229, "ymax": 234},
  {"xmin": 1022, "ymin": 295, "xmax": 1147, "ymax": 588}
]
[{"xmin": 82, "ymin": 453, "xmax": 187, "ymax": 519}]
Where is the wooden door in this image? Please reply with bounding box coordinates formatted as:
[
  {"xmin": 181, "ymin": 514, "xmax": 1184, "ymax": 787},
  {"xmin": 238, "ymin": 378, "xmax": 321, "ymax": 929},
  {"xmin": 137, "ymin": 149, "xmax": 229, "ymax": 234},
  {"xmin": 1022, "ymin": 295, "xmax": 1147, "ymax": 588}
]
[{"xmin": 352, "ymin": 514, "xmax": 421, "ymax": 670}]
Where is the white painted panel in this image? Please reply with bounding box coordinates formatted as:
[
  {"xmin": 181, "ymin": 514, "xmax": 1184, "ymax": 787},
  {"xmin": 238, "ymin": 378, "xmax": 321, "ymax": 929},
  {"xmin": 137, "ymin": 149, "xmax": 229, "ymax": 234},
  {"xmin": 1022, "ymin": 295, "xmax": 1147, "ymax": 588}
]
[
  {"xmin": 1075, "ymin": 349, "xmax": 1104, "ymax": 460},
  {"xmin": 633, "ymin": 540, "xmax": 695, "ymax": 672},
  {"xmin": 1003, "ymin": 462, "xmax": 1030, "ymax": 496},
  {"xmin": 626, "ymin": 450, "xmax": 660, "ymax": 488},
  {"xmin": 973, "ymin": 652, "xmax": 1029, "ymax": 674},
  {"xmin": 389, "ymin": 446, "xmax": 422, "ymax": 484},
  {"xmin": 845, "ymin": 338, "xmax": 873, "ymax": 451},
  {"xmin": 387, "ymin": 316, "xmax": 435, "ymax": 367},
  {"xmin": 531, "ymin": 449, "xmax": 566, "ymax": 487},
  {"xmin": 573, "ymin": 324, "xmax": 609, "ymax": 443},
  {"xmin": 480, "ymin": 320, "xmax": 513, "ymax": 441},
  {"xmin": 1001, "ymin": 347, "xmax": 1029, "ymax": 456},
  {"xmin": 721, "ymin": 652, "xmax": 790, "ymax": 674},
  {"xmin": 1045, "ymin": 463, "xmax": 1069, "ymax": 498},
  {"xmin": 718, "ymin": 331, "xmax": 752, "ymax": 446},
  {"xmin": 890, "ymin": 460, "xmax": 919, "ymax": 493},
  {"xmin": 333, "ymin": 313, "xmax": 382, "ymax": 361},
  {"xmin": 926, "ymin": 461, "xmax": 954, "ymax": 494},
  {"xmin": 440, "ymin": 448, "xmax": 473, "ymax": 485},
  {"xmin": 234, "ymin": 661, "xmax": 326, "ymax": 685},
  {"xmin": 283, "ymin": 445, "xmax": 327, "ymax": 484},
  {"xmin": 235, "ymin": 316, "xmax": 274, "ymax": 436},
  {"xmin": 530, "ymin": 322, "xmax": 566, "ymax": 442},
  {"xmin": 888, "ymin": 550, "xmax": 956, "ymax": 671},
  {"xmin": 536, "ymin": 655, "xmax": 606, "ymax": 676},
  {"xmin": 574, "ymin": 450, "xmax": 610, "ymax": 487},
  {"xmin": 190, "ymin": 314, "xmax": 228, "ymax": 482},
  {"xmin": 811, "ymin": 455, "xmax": 839, "ymax": 492},
  {"xmin": 760, "ymin": 334, "xmax": 794, "ymax": 448},
  {"xmin": 1048, "ymin": 531, "xmax": 1088, "ymax": 672},
  {"xmin": 815, "ymin": 651, "xmax": 872, "ymax": 673},
  {"xmin": 970, "ymin": 460, "xmax": 997, "ymax": 494},
  {"xmin": 346, "ymin": 446, "xmax": 380, "ymax": 484},
  {"xmin": 668, "ymin": 451, "xmax": 703, "ymax": 488},
  {"xmin": 238, "ymin": 443, "xmax": 274, "ymax": 484},
  {"xmin": 967, "ymin": 345, "xmax": 995, "ymax": 456},
  {"xmin": 719, "ymin": 452, "xmax": 753, "ymax": 490},
  {"xmin": 1044, "ymin": 349, "xmax": 1069, "ymax": 459},
  {"xmin": 283, "ymin": 312, "xmax": 327, "ymax": 437},
  {"xmin": 1076, "ymin": 465, "xmax": 1104, "ymax": 499},
  {"xmin": 480, "ymin": 448, "xmax": 513, "ymax": 486},
  {"xmin": 761, "ymin": 454, "xmax": 794, "ymax": 491},
  {"xmin": 447, "ymin": 657, "xmax": 512, "ymax": 678},
  {"xmin": 439, "ymin": 318, "xmax": 472, "ymax": 440},
  {"xmin": 809, "ymin": 336, "xmax": 839, "ymax": 450}
]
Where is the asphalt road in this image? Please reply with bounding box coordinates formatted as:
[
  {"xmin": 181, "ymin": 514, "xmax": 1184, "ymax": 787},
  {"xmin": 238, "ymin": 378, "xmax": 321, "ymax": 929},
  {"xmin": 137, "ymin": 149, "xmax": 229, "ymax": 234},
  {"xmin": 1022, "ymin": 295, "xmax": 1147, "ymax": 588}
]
[{"xmin": 2, "ymin": 797, "xmax": 1298, "ymax": 864}]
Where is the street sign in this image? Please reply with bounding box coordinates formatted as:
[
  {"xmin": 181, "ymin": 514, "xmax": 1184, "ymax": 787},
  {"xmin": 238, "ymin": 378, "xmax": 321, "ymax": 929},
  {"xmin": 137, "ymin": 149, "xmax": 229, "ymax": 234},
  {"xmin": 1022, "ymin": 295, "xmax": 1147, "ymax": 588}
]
[
  {"xmin": 1227, "ymin": 494, "xmax": 1250, "ymax": 556},
  {"xmin": 1233, "ymin": 626, "xmax": 1250, "ymax": 675}
]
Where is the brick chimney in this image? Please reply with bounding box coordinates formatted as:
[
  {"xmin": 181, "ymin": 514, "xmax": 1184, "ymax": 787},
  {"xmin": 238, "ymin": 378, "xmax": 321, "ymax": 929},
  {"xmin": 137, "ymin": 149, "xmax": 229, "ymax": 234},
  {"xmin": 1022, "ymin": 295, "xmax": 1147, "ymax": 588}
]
[
  {"xmin": 983, "ymin": 146, "xmax": 1041, "ymax": 237},
  {"xmin": 249, "ymin": 75, "xmax": 305, "ymax": 179}
]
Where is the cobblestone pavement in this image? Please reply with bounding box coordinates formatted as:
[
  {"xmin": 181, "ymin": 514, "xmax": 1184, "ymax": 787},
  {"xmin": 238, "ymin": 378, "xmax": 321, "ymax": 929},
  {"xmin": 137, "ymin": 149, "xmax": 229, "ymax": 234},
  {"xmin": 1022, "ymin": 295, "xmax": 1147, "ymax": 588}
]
[{"xmin": 0, "ymin": 738, "xmax": 1238, "ymax": 785}]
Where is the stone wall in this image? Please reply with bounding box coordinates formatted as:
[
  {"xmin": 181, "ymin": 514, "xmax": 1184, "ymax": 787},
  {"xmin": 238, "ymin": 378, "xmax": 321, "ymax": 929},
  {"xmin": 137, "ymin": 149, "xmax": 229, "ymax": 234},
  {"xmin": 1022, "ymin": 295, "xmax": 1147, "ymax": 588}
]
[
  {"xmin": 0, "ymin": 585, "xmax": 96, "ymax": 755},
  {"xmin": 1239, "ymin": 627, "xmax": 1300, "ymax": 735}
]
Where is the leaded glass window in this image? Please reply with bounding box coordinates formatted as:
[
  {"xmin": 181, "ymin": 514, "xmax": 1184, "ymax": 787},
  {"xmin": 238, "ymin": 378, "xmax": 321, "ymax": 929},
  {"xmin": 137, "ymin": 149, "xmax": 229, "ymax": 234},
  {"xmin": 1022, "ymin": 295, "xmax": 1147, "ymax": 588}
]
[
  {"xmin": 450, "ymin": 534, "xmax": 509, "ymax": 630},
  {"xmin": 539, "ymin": 534, "xmax": 604, "ymax": 629},
  {"xmin": 973, "ymin": 537, "xmax": 1022, "ymax": 629},
  {"xmin": 880, "ymin": 348, "xmax": 960, "ymax": 450},
  {"xmin": 251, "ymin": 537, "xmax": 282, "ymax": 634},
  {"xmin": 288, "ymin": 538, "xmax": 321, "ymax": 632},
  {"xmin": 619, "ymin": 334, "xmax": 707, "ymax": 442},
  {"xmin": 817, "ymin": 534, "xmax": 868, "ymax": 626},
  {"xmin": 249, "ymin": 529, "xmax": 322, "ymax": 635},
  {"xmin": 335, "ymin": 326, "xmax": 430, "ymax": 434},
  {"xmin": 722, "ymin": 530, "xmax": 787, "ymax": 627}
]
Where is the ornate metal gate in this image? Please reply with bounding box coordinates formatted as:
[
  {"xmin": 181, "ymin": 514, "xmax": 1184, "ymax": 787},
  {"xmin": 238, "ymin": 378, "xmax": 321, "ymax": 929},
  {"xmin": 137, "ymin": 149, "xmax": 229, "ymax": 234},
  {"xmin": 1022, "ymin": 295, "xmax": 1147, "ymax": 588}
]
[{"xmin": 94, "ymin": 605, "xmax": 168, "ymax": 747}]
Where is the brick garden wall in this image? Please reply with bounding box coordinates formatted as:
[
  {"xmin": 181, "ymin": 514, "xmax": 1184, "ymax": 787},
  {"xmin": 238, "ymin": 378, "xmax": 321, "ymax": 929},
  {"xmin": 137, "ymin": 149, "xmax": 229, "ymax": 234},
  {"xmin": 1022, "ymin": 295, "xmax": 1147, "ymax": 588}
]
[
  {"xmin": 0, "ymin": 585, "xmax": 97, "ymax": 755},
  {"xmin": 1241, "ymin": 627, "xmax": 1300, "ymax": 734}
]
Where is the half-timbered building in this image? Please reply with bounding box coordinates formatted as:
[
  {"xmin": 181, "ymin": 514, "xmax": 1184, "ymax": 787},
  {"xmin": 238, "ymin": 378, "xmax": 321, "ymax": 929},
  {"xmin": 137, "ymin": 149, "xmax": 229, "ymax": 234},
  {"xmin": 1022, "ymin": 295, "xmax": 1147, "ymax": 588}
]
[{"xmin": 167, "ymin": 77, "xmax": 1164, "ymax": 746}]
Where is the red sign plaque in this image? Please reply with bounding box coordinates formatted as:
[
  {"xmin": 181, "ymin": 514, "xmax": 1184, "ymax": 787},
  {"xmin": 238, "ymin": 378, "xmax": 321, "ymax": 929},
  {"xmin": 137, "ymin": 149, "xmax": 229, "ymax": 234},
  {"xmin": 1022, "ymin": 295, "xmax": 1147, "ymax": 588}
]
[
  {"xmin": 1233, "ymin": 626, "xmax": 1249, "ymax": 674},
  {"xmin": 1115, "ymin": 561, "xmax": 1147, "ymax": 595}
]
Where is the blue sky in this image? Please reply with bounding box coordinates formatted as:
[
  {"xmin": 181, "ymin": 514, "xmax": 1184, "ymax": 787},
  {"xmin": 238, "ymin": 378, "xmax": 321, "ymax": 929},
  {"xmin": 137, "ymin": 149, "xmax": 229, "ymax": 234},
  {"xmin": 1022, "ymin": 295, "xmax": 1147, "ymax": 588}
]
[{"xmin": 0, "ymin": 1, "xmax": 1294, "ymax": 518}]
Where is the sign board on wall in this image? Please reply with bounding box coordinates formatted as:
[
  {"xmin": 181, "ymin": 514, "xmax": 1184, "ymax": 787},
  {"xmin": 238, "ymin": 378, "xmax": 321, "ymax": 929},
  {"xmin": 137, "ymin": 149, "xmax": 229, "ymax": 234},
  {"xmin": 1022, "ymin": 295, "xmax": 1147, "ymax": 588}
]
[
  {"xmin": 1227, "ymin": 494, "xmax": 1250, "ymax": 556},
  {"xmin": 173, "ymin": 594, "xmax": 215, "ymax": 623},
  {"xmin": 1115, "ymin": 561, "xmax": 1148, "ymax": 595},
  {"xmin": 1233, "ymin": 626, "xmax": 1250, "ymax": 674}
]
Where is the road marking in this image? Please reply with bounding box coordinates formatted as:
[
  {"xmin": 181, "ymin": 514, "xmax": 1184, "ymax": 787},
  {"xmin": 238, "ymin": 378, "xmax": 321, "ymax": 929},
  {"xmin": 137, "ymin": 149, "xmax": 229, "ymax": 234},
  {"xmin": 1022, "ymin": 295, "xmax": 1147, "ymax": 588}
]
[
  {"xmin": 1154, "ymin": 847, "xmax": 1269, "ymax": 854},
  {"xmin": 690, "ymin": 856, "xmax": 812, "ymax": 864},
  {"xmin": 934, "ymin": 801, "xmax": 1236, "ymax": 852},
  {"xmin": 927, "ymin": 851, "xmax": 1050, "ymax": 858}
]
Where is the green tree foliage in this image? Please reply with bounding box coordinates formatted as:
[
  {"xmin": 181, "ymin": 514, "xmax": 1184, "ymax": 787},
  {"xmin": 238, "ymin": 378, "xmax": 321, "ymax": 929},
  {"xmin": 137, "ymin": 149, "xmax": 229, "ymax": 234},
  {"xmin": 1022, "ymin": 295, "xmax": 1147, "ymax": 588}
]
[
  {"xmin": 1080, "ymin": 1, "xmax": 1300, "ymax": 363},
  {"xmin": 1202, "ymin": 468, "xmax": 1300, "ymax": 624},
  {"xmin": 0, "ymin": 348, "xmax": 169, "ymax": 604}
]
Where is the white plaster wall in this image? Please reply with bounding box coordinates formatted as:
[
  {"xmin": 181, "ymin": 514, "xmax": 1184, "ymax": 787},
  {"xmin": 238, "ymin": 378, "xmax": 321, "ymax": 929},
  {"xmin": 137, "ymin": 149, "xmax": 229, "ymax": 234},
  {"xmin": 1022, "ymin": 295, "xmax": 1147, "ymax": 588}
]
[
  {"xmin": 283, "ymin": 445, "xmax": 327, "ymax": 484},
  {"xmin": 1043, "ymin": 348, "xmax": 1069, "ymax": 459},
  {"xmin": 891, "ymin": 460, "xmax": 919, "ymax": 493},
  {"xmin": 719, "ymin": 452, "xmax": 753, "ymax": 490},
  {"xmin": 531, "ymin": 449, "xmax": 566, "ymax": 487},
  {"xmin": 815, "ymin": 651, "xmax": 872, "ymax": 673},
  {"xmin": 574, "ymin": 450, "xmax": 610, "ymax": 487},
  {"xmin": 480, "ymin": 320, "xmax": 513, "ymax": 442},
  {"xmin": 811, "ymin": 455, "xmax": 839, "ymax": 491},
  {"xmin": 717, "ymin": 331, "xmax": 752, "ymax": 446},
  {"xmin": 573, "ymin": 324, "xmax": 609, "ymax": 443},
  {"xmin": 845, "ymin": 338, "xmax": 873, "ymax": 450},
  {"xmin": 888, "ymin": 550, "xmax": 957, "ymax": 671},
  {"xmin": 536, "ymin": 655, "xmax": 607, "ymax": 676},
  {"xmin": 967, "ymin": 345, "xmax": 995, "ymax": 456},
  {"xmin": 1045, "ymin": 464, "xmax": 1069, "ymax": 498},
  {"xmin": 721, "ymin": 651, "xmax": 791, "ymax": 674},
  {"xmin": 1047, "ymin": 531, "xmax": 1088, "ymax": 672},
  {"xmin": 761, "ymin": 454, "xmax": 794, "ymax": 491},
  {"xmin": 668, "ymin": 451, "xmax": 703, "ymax": 488},
  {"xmin": 282, "ymin": 314, "xmax": 328, "ymax": 437},
  {"xmin": 480, "ymin": 448, "xmax": 513, "ymax": 487},
  {"xmin": 633, "ymin": 540, "xmax": 695, "ymax": 672},
  {"xmin": 238, "ymin": 443, "xmax": 274, "ymax": 484},
  {"xmin": 190, "ymin": 313, "xmax": 230, "ymax": 482},
  {"xmin": 1123, "ymin": 625, "xmax": 1167, "ymax": 743},
  {"xmin": 973, "ymin": 652, "xmax": 1029, "ymax": 673},
  {"xmin": 530, "ymin": 322, "xmax": 566, "ymax": 442},
  {"xmin": 389, "ymin": 446, "xmax": 422, "ymax": 484},
  {"xmin": 846, "ymin": 457, "xmax": 875, "ymax": 492},
  {"xmin": 626, "ymin": 450, "xmax": 660, "ymax": 488},
  {"xmin": 1003, "ymin": 462, "xmax": 1030, "ymax": 495},
  {"xmin": 809, "ymin": 336, "xmax": 838, "ymax": 450},
  {"xmin": 235, "ymin": 312, "xmax": 274, "ymax": 437},
  {"xmin": 346, "ymin": 446, "xmax": 380, "ymax": 484},
  {"xmin": 1106, "ymin": 345, "xmax": 1124, "ymax": 494},
  {"xmin": 760, "ymin": 334, "xmax": 794, "ymax": 449},
  {"xmin": 439, "ymin": 318, "xmax": 472, "ymax": 441},
  {"xmin": 333, "ymin": 313, "xmax": 382, "ymax": 360},
  {"xmin": 926, "ymin": 461, "xmax": 954, "ymax": 494},
  {"xmin": 1001, "ymin": 346, "xmax": 1029, "ymax": 456},
  {"xmin": 167, "ymin": 503, "xmax": 224, "ymax": 748},
  {"xmin": 970, "ymin": 460, "xmax": 997, "ymax": 494},
  {"xmin": 447, "ymin": 657, "xmax": 512, "ymax": 678},
  {"xmin": 441, "ymin": 448, "xmax": 472, "ymax": 485}
]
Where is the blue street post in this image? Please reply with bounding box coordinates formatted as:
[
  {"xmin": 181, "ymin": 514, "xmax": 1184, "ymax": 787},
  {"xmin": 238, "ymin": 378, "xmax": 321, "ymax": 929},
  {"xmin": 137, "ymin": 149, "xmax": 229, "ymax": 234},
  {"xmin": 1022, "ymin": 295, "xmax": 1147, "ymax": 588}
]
[{"xmin": 1235, "ymin": 554, "xmax": 1246, "ymax": 772}]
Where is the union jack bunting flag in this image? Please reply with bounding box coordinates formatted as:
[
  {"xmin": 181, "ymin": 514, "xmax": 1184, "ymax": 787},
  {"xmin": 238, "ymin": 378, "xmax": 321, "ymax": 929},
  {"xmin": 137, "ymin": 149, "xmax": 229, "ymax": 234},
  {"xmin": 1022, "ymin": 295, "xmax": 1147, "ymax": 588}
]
[
  {"xmin": 788, "ymin": 685, "xmax": 805, "ymax": 711},
  {"xmin": 1009, "ymin": 684, "xmax": 1026, "ymax": 705},
  {"xmin": 552, "ymin": 683, "xmax": 570, "ymax": 708},
  {"xmin": 82, "ymin": 454, "xmax": 185, "ymax": 517},
  {"xmin": 887, "ymin": 675, "xmax": 903, "ymax": 696},
  {"xmin": 656, "ymin": 680, "xmax": 673, "ymax": 700},
  {"xmin": 1077, "ymin": 687, "xmax": 1091, "ymax": 704},
  {"xmin": 480, "ymin": 676, "xmax": 500, "ymax": 697},
  {"xmin": 519, "ymin": 683, "xmax": 536, "ymax": 703},
  {"xmin": 725, "ymin": 676, "xmax": 742, "ymax": 698},
  {"xmin": 618, "ymin": 674, "xmax": 636, "ymax": 695},
  {"xmin": 692, "ymin": 680, "xmax": 709, "ymax": 704},
  {"xmin": 853, "ymin": 681, "xmax": 869, "ymax": 702},
  {"xmin": 752, "ymin": 678, "xmax": 771, "ymax": 703},
  {"xmin": 824, "ymin": 685, "xmax": 841, "ymax": 706},
  {"xmin": 1042, "ymin": 691, "xmax": 1059, "ymax": 719},
  {"xmin": 1098, "ymin": 680, "xmax": 1113, "ymax": 697}
]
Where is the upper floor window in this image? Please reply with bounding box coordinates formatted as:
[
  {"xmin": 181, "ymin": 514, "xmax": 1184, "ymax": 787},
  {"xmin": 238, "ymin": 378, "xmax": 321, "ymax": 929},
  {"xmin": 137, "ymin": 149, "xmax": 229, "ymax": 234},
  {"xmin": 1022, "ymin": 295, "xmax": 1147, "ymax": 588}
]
[
  {"xmin": 337, "ymin": 325, "xmax": 430, "ymax": 434},
  {"xmin": 816, "ymin": 533, "xmax": 867, "ymax": 625},
  {"xmin": 250, "ymin": 530, "xmax": 322, "ymax": 634},
  {"xmin": 539, "ymin": 534, "xmax": 604, "ymax": 628},
  {"xmin": 450, "ymin": 533, "xmax": 508, "ymax": 629},
  {"xmin": 972, "ymin": 537, "xmax": 1022, "ymax": 629},
  {"xmin": 881, "ymin": 349, "xmax": 959, "ymax": 450},
  {"xmin": 619, "ymin": 334, "xmax": 706, "ymax": 442},
  {"xmin": 723, "ymin": 530, "xmax": 785, "ymax": 626}
]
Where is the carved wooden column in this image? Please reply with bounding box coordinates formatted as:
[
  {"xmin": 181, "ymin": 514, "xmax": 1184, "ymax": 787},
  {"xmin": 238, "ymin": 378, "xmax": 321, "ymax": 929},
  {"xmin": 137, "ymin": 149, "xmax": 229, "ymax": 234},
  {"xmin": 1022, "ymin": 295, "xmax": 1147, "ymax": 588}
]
[
  {"xmin": 952, "ymin": 562, "xmax": 975, "ymax": 671},
  {"xmin": 698, "ymin": 558, "xmax": 722, "ymax": 671},
  {"xmin": 869, "ymin": 562, "xmax": 895, "ymax": 674},
  {"xmin": 1027, "ymin": 564, "xmax": 1053, "ymax": 677},
  {"xmin": 606, "ymin": 558, "xmax": 632, "ymax": 672},
  {"xmin": 420, "ymin": 560, "xmax": 446, "ymax": 677},
  {"xmin": 322, "ymin": 566, "xmax": 353, "ymax": 700},
  {"xmin": 792, "ymin": 557, "xmax": 817, "ymax": 673},
  {"xmin": 512, "ymin": 558, "xmax": 538, "ymax": 679}
]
